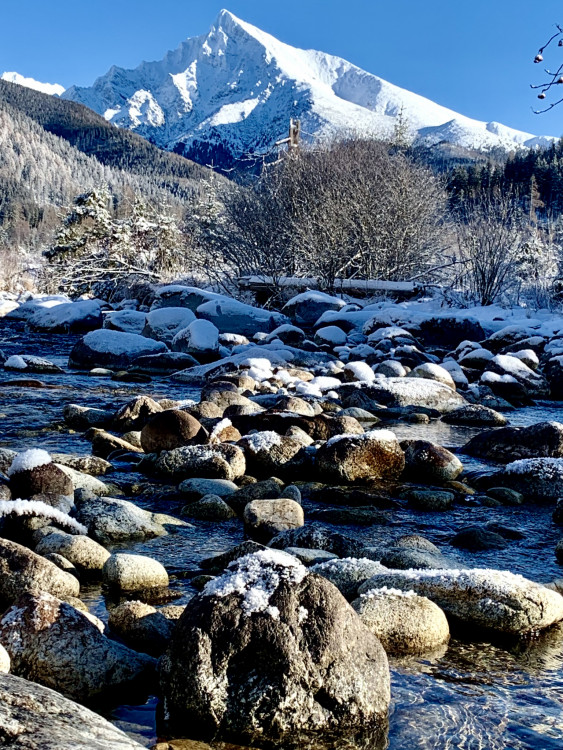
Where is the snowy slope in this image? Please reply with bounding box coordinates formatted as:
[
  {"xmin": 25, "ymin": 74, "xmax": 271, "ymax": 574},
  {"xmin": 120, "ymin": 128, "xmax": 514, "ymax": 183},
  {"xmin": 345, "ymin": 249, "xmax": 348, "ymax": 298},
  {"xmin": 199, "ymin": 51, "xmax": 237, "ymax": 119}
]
[
  {"xmin": 1, "ymin": 72, "xmax": 65, "ymax": 96},
  {"xmin": 62, "ymin": 9, "xmax": 556, "ymax": 164}
]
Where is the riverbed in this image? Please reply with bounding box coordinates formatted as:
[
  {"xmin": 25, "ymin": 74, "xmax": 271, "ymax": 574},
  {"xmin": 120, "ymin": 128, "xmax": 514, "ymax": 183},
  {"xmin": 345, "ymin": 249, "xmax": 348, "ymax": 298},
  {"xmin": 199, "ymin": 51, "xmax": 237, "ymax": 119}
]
[{"xmin": 1, "ymin": 320, "xmax": 563, "ymax": 750}]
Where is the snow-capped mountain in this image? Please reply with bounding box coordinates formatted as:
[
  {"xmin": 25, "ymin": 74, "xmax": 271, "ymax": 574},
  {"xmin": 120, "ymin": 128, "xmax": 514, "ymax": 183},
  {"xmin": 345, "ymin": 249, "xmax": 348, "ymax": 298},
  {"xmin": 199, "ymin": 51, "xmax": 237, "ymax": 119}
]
[
  {"xmin": 1, "ymin": 72, "xmax": 65, "ymax": 97},
  {"xmin": 62, "ymin": 9, "xmax": 555, "ymax": 166}
]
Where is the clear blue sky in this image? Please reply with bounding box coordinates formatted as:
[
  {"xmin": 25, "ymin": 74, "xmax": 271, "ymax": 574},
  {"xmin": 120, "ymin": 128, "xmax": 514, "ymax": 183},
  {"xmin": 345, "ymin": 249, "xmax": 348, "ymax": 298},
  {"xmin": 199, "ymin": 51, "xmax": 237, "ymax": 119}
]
[{"xmin": 1, "ymin": 0, "xmax": 562, "ymax": 136}]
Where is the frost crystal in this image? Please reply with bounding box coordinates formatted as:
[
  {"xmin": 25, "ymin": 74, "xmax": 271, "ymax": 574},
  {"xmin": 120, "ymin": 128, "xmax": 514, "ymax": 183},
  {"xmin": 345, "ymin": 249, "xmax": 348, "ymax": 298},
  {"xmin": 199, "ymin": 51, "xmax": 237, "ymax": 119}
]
[{"xmin": 203, "ymin": 549, "xmax": 307, "ymax": 617}]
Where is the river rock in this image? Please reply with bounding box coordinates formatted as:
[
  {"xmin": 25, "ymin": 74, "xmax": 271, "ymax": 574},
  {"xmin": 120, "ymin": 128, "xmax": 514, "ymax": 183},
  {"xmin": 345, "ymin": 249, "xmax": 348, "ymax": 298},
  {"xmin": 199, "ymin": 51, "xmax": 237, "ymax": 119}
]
[
  {"xmin": 401, "ymin": 440, "xmax": 463, "ymax": 483},
  {"xmin": 153, "ymin": 444, "xmax": 246, "ymax": 481},
  {"xmin": 197, "ymin": 297, "xmax": 289, "ymax": 336},
  {"xmin": 171, "ymin": 319, "xmax": 220, "ymax": 360},
  {"xmin": 0, "ymin": 538, "xmax": 79, "ymax": 608},
  {"xmin": 112, "ymin": 396, "xmax": 163, "ymax": 432},
  {"xmin": 69, "ymin": 329, "xmax": 168, "ymax": 370},
  {"xmin": 352, "ymin": 588, "xmax": 450, "ymax": 655},
  {"xmin": 85, "ymin": 429, "xmax": 143, "ymax": 459},
  {"xmin": 140, "ymin": 410, "xmax": 208, "ymax": 453},
  {"xmin": 463, "ymin": 422, "xmax": 563, "ymax": 463},
  {"xmin": 51, "ymin": 454, "xmax": 111, "ymax": 476},
  {"xmin": 4, "ymin": 354, "xmax": 63, "ymax": 374},
  {"xmin": 363, "ymin": 378, "xmax": 466, "ymax": 413},
  {"xmin": 159, "ymin": 549, "xmax": 390, "ymax": 746},
  {"xmin": 0, "ymin": 672, "xmax": 147, "ymax": 749},
  {"xmin": 103, "ymin": 553, "xmax": 169, "ymax": 592},
  {"xmin": 450, "ymin": 526, "xmax": 508, "ymax": 551},
  {"xmin": 269, "ymin": 523, "xmax": 367, "ymax": 558},
  {"xmin": 315, "ymin": 430, "xmax": 404, "ymax": 482},
  {"xmin": 56, "ymin": 465, "xmax": 110, "ymax": 496},
  {"xmin": 497, "ymin": 457, "xmax": 563, "ymax": 502},
  {"xmin": 311, "ymin": 558, "xmax": 386, "ymax": 599},
  {"xmin": 35, "ymin": 531, "xmax": 110, "ymax": 574},
  {"xmin": 488, "ymin": 354, "xmax": 549, "ymax": 397},
  {"xmin": 243, "ymin": 498, "xmax": 304, "ymax": 541},
  {"xmin": 238, "ymin": 432, "xmax": 307, "ymax": 477},
  {"xmin": 103, "ymin": 309, "xmax": 147, "ymax": 334},
  {"xmin": 74, "ymin": 495, "xmax": 167, "ymax": 544},
  {"xmin": 358, "ymin": 568, "xmax": 563, "ymax": 635},
  {"xmin": 408, "ymin": 363, "xmax": 456, "ymax": 390},
  {"xmin": 0, "ymin": 592, "xmax": 155, "ymax": 702},
  {"xmin": 178, "ymin": 477, "xmax": 238, "ymax": 502},
  {"xmin": 28, "ymin": 299, "xmax": 103, "ymax": 334},
  {"xmin": 442, "ymin": 404, "xmax": 508, "ymax": 427},
  {"xmin": 182, "ymin": 495, "xmax": 236, "ymax": 521},
  {"xmin": 283, "ymin": 291, "xmax": 346, "ymax": 327},
  {"xmin": 8, "ymin": 450, "xmax": 73, "ymax": 500},
  {"xmin": 108, "ymin": 600, "xmax": 174, "ymax": 656},
  {"xmin": 63, "ymin": 403, "xmax": 114, "ymax": 430}
]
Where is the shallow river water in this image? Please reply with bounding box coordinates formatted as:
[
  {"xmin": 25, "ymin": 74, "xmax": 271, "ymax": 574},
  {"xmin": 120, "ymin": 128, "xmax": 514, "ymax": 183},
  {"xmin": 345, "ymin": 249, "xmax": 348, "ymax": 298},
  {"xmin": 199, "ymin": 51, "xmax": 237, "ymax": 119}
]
[{"xmin": 1, "ymin": 321, "xmax": 563, "ymax": 750}]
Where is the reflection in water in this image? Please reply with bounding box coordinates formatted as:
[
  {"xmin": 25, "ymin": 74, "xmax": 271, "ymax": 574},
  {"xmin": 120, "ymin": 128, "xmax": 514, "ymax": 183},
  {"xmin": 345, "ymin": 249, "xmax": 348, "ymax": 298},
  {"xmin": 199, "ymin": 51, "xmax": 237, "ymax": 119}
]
[{"xmin": 2, "ymin": 321, "xmax": 563, "ymax": 749}]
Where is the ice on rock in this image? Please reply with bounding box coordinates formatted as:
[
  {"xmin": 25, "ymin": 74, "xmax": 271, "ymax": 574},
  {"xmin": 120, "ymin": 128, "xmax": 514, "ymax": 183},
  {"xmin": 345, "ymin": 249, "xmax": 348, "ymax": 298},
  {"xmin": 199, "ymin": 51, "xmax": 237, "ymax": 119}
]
[{"xmin": 8, "ymin": 449, "xmax": 52, "ymax": 476}]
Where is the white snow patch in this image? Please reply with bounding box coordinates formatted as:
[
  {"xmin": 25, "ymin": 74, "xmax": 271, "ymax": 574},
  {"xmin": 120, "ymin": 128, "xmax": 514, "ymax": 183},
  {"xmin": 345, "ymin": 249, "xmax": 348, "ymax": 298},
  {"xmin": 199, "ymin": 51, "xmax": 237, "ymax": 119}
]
[
  {"xmin": 8, "ymin": 449, "xmax": 52, "ymax": 476},
  {"xmin": 4, "ymin": 355, "xmax": 27, "ymax": 370},
  {"xmin": 243, "ymin": 431, "xmax": 282, "ymax": 452},
  {"xmin": 0, "ymin": 499, "xmax": 87, "ymax": 534},
  {"xmin": 203, "ymin": 549, "xmax": 307, "ymax": 617}
]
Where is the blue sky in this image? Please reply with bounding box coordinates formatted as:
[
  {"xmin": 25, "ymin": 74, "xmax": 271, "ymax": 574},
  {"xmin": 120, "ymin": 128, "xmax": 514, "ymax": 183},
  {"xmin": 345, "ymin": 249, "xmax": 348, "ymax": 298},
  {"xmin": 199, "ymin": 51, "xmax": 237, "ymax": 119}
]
[{"xmin": 1, "ymin": 0, "xmax": 562, "ymax": 136}]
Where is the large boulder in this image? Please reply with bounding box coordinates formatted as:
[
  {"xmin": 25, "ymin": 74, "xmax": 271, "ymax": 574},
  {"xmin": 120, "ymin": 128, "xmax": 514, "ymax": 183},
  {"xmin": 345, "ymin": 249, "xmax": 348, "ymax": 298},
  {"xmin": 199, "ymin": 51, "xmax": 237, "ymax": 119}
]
[
  {"xmin": 243, "ymin": 498, "xmax": 304, "ymax": 541},
  {"xmin": 315, "ymin": 430, "xmax": 405, "ymax": 483},
  {"xmin": 0, "ymin": 538, "xmax": 79, "ymax": 609},
  {"xmin": 69, "ymin": 329, "xmax": 167, "ymax": 370},
  {"xmin": 311, "ymin": 558, "xmax": 385, "ymax": 599},
  {"xmin": 142, "ymin": 307, "xmax": 196, "ymax": 344},
  {"xmin": 150, "ymin": 285, "xmax": 224, "ymax": 311},
  {"xmin": 488, "ymin": 354, "xmax": 549, "ymax": 397},
  {"xmin": 352, "ymin": 588, "xmax": 450, "ymax": 655},
  {"xmin": 102, "ymin": 553, "xmax": 169, "ymax": 592},
  {"xmin": 416, "ymin": 315, "xmax": 485, "ymax": 347},
  {"xmin": 0, "ymin": 592, "xmax": 155, "ymax": 702},
  {"xmin": 112, "ymin": 395, "xmax": 163, "ymax": 432},
  {"xmin": 283, "ymin": 291, "xmax": 347, "ymax": 327},
  {"xmin": 362, "ymin": 378, "xmax": 466, "ymax": 414},
  {"xmin": 34, "ymin": 531, "xmax": 110, "ymax": 575},
  {"xmin": 238, "ymin": 432, "xmax": 308, "ymax": 477},
  {"xmin": 74, "ymin": 495, "xmax": 168, "ymax": 544},
  {"xmin": 442, "ymin": 404, "xmax": 508, "ymax": 427},
  {"xmin": 108, "ymin": 600, "xmax": 173, "ymax": 657},
  {"xmin": 0, "ymin": 672, "xmax": 147, "ymax": 749},
  {"xmin": 27, "ymin": 299, "xmax": 103, "ymax": 333},
  {"xmin": 159, "ymin": 550, "xmax": 390, "ymax": 746},
  {"xmin": 102, "ymin": 309, "xmax": 146, "ymax": 334},
  {"xmin": 463, "ymin": 422, "xmax": 563, "ymax": 463},
  {"xmin": 197, "ymin": 298, "xmax": 289, "ymax": 335},
  {"xmin": 358, "ymin": 568, "xmax": 563, "ymax": 635},
  {"xmin": 171, "ymin": 319, "xmax": 220, "ymax": 360},
  {"xmin": 140, "ymin": 410, "xmax": 208, "ymax": 453}
]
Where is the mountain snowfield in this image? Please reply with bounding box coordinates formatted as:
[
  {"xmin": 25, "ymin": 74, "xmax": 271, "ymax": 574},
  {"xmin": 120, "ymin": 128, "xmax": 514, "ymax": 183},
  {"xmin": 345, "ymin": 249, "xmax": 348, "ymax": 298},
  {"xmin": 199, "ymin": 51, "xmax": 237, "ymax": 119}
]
[
  {"xmin": 1, "ymin": 72, "xmax": 65, "ymax": 97},
  {"xmin": 26, "ymin": 10, "xmax": 561, "ymax": 163}
]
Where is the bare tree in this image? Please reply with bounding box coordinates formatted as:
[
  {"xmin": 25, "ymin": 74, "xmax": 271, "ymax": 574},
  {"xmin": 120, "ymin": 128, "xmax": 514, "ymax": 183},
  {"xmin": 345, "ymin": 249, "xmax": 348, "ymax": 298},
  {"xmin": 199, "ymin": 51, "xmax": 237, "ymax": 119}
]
[{"xmin": 532, "ymin": 24, "xmax": 563, "ymax": 112}]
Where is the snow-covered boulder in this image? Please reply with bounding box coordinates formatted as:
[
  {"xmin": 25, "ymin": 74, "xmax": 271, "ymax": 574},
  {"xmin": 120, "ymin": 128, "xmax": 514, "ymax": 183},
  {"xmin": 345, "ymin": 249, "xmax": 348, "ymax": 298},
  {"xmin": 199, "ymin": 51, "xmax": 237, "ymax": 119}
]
[
  {"xmin": 69, "ymin": 329, "xmax": 167, "ymax": 370},
  {"xmin": 238, "ymin": 432, "xmax": 307, "ymax": 477},
  {"xmin": 442, "ymin": 404, "xmax": 507, "ymax": 427},
  {"xmin": 363, "ymin": 377, "xmax": 466, "ymax": 413},
  {"xmin": 483, "ymin": 325, "xmax": 536, "ymax": 353},
  {"xmin": 159, "ymin": 550, "xmax": 390, "ymax": 745},
  {"xmin": 103, "ymin": 309, "xmax": 146, "ymax": 334},
  {"xmin": 153, "ymin": 443, "xmax": 246, "ymax": 481},
  {"xmin": 499, "ymin": 457, "xmax": 563, "ymax": 501},
  {"xmin": 142, "ymin": 307, "xmax": 196, "ymax": 344},
  {"xmin": 282, "ymin": 291, "xmax": 346, "ymax": 327},
  {"xmin": 358, "ymin": 568, "xmax": 563, "ymax": 635},
  {"xmin": 8, "ymin": 449, "xmax": 73, "ymax": 501},
  {"xmin": 342, "ymin": 361, "xmax": 376, "ymax": 384},
  {"xmin": 27, "ymin": 299, "xmax": 103, "ymax": 333},
  {"xmin": 315, "ymin": 430, "xmax": 405, "ymax": 483},
  {"xmin": 171, "ymin": 318, "xmax": 220, "ymax": 360},
  {"xmin": 197, "ymin": 297, "xmax": 289, "ymax": 336},
  {"xmin": 3, "ymin": 355, "xmax": 63, "ymax": 374},
  {"xmin": 150, "ymin": 284, "xmax": 224, "ymax": 311},
  {"xmin": 0, "ymin": 592, "xmax": 155, "ymax": 702},
  {"xmin": 408, "ymin": 363, "xmax": 456, "ymax": 390},
  {"xmin": 5, "ymin": 295, "xmax": 70, "ymax": 322},
  {"xmin": 314, "ymin": 325, "xmax": 347, "ymax": 346},
  {"xmin": 352, "ymin": 588, "xmax": 450, "ymax": 655},
  {"xmin": 488, "ymin": 354, "xmax": 549, "ymax": 397}
]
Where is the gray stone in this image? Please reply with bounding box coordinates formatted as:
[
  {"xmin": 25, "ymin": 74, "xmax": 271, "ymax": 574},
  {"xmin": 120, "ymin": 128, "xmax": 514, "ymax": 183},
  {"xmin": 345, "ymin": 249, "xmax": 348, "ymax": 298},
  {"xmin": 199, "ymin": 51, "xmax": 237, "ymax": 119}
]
[{"xmin": 103, "ymin": 553, "xmax": 169, "ymax": 591}]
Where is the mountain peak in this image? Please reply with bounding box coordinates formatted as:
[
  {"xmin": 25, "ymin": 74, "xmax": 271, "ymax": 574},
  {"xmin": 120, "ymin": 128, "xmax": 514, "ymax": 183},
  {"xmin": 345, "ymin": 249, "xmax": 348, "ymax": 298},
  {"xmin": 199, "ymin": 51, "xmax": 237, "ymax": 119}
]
[{"xmin": 61, "ymin": 13, "xmax": 556, "ymax": 168}]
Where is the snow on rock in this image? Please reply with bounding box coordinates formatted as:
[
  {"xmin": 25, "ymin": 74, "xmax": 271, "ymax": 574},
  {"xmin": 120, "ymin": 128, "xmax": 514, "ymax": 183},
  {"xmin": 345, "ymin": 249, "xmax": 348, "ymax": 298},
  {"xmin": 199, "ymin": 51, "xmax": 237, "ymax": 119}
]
[
  {"xmin": 4, "ymin": 355, "xmax": 27, "ymax": 370},
  {"xmin": 343, "ymin": 361, "xmax": 376, "ymax": 384},
  {"xmin": 1, "ymin": 71, "xmax": 65, "ymax": 96},
  {"xmin": 358, "ymin": 567, "xmax": 563, "ymax": 635},
  {"xmin": 5, "ymin": 295, "xmax": 70, "ymax": 322},
  {"xmin": 0, "ymin": 500, "xmax": 87, "ymax": 535},
  {"xmin": 314, "ymin": 326, "xmax": 348, "ymax": 346},
  {"xmin": 103, "ymin": 309, "xmax": 147, "ymax": 335},
  {"xmin": 366, "ymin": 377, "xmax": 466, "ymax": 413},
  {"xmin": 196, "ymin": 297, "xmax": 289, "ymax": 336},
  {"xmin": 142, "ymin": 307, "xmax": 196, "ymax": 345},
  {"xmin": 241, "ymin": 431, "xmax": 283, "ymax": 453},
  {"xmin": 203, "ymin": 549, "xmax": 307, "ymax": 618},
  {"xmin": 149, "ymin": 285, "xmax": 224, "ymax": 311},
  {"xmin": 501, "ymin": 457, "xmax": 563, "ymax": 501},
  {"xmin": 69, "ymin": 329, "xmax": 168, "ymax": 370},
  {"xmin": 28, "ymin": 300, "xmax": 103, "ymax": 333},
  {"xmin": 171, "ymin": 318, "xmax": 220, "ymax": 355},
  {"xmin": 8, "ymin": 449, "xmax": 52, "ymax": 476}
]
